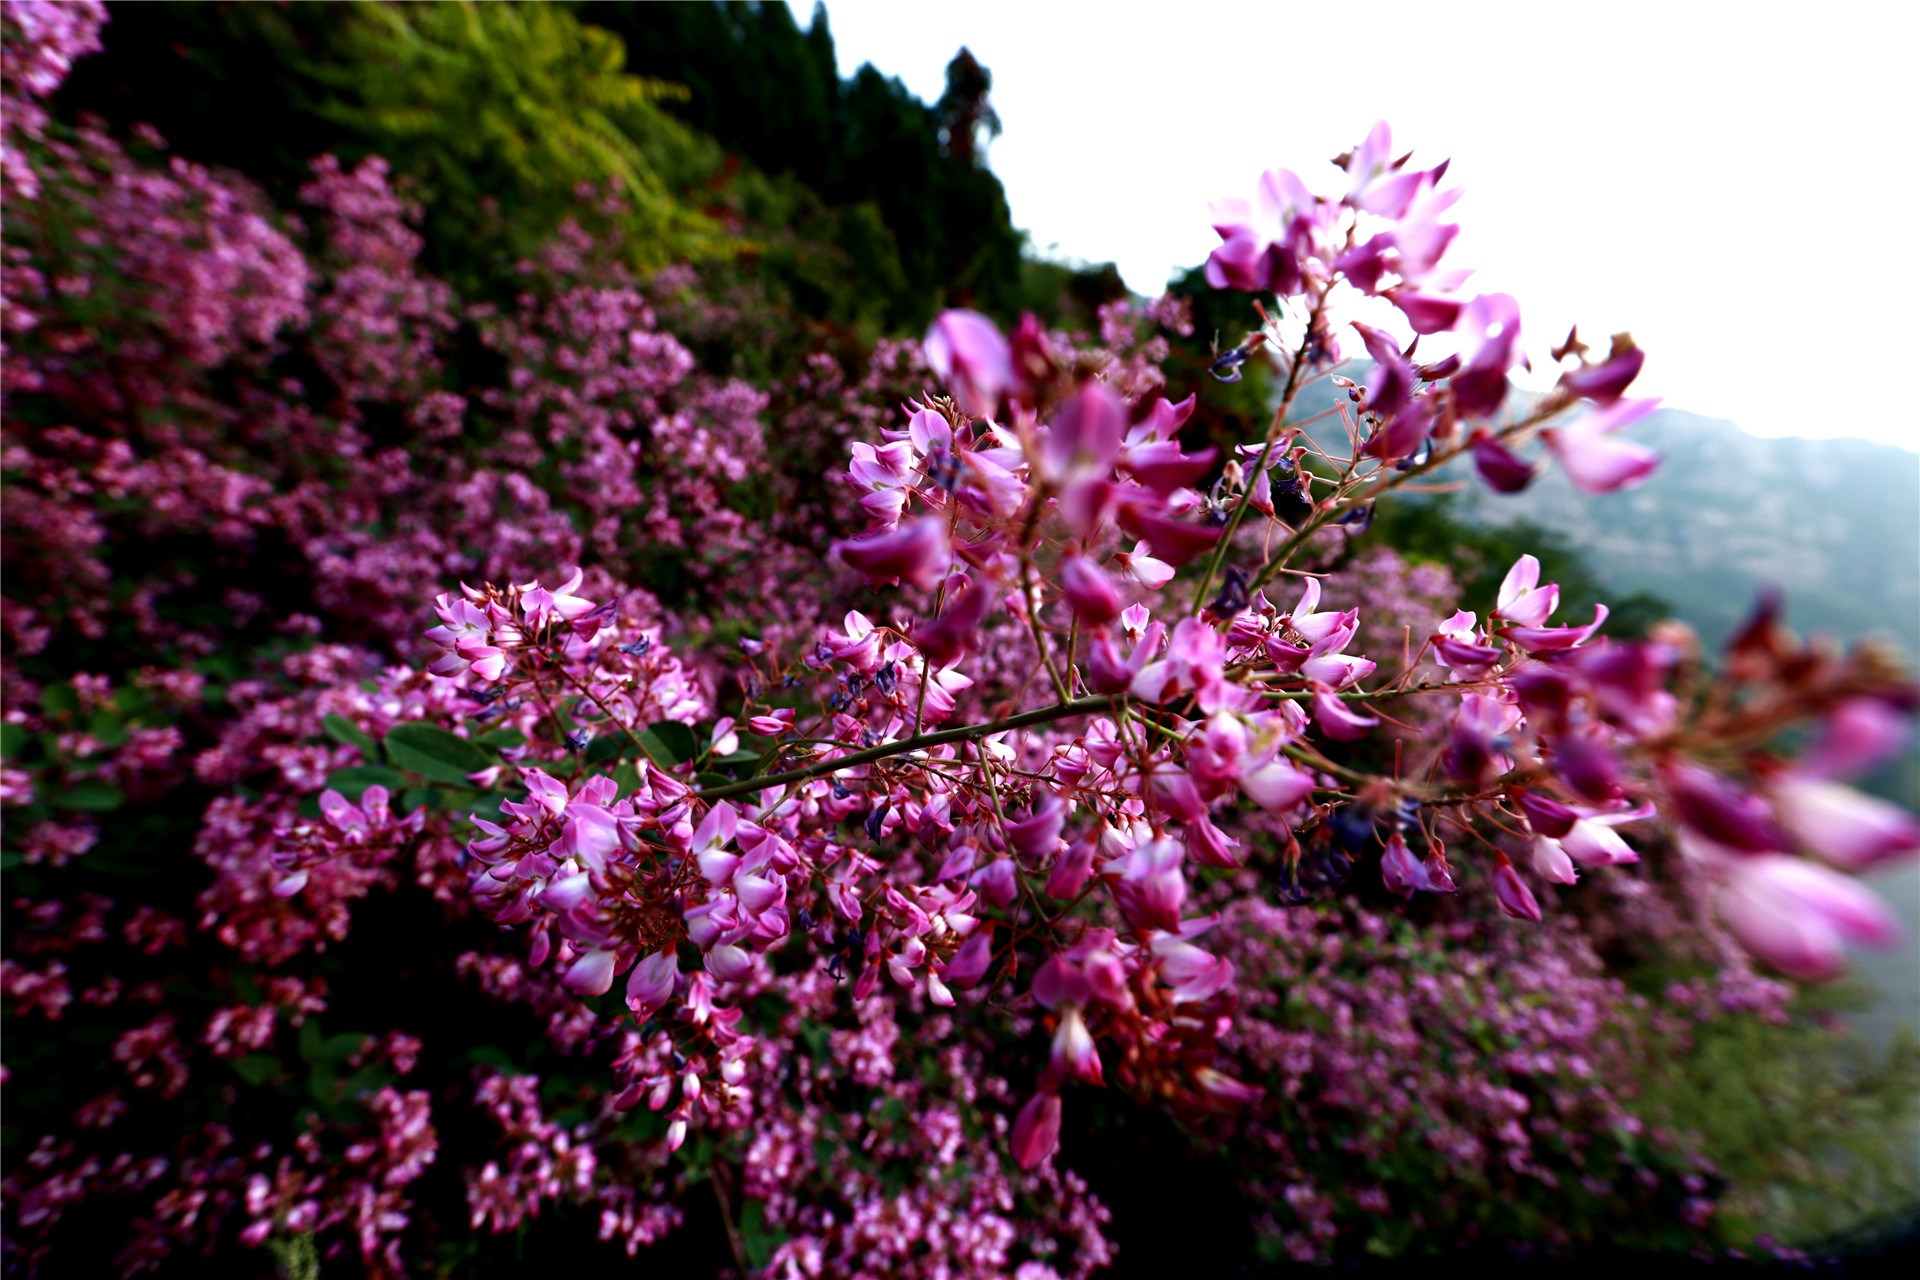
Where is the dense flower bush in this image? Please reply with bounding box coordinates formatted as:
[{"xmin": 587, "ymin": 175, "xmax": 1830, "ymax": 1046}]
[{"xmin": 4, "ymin": 6, "xmax": 1916, "ymax": 1275}]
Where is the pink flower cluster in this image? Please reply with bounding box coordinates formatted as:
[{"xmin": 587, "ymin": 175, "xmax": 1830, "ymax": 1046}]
[{"xmin": 4, "ymin": 18, "xmax": 1916, "ymax": 1272}]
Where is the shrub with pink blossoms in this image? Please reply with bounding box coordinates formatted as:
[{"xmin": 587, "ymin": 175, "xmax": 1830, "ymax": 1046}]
[{"xmin": 5, "ymin": 18, "xmax": 1919, "ymax": 1274}]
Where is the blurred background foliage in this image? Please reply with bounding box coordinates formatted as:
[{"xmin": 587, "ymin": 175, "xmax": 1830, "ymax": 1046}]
[{"xmin": 55, "ymin": 0, "xmax": 1121, "ymax": 339}]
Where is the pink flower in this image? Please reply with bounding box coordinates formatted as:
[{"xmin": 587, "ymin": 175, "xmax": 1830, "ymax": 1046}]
[
  {"xmin": 1714, "ymin": 854, "xmax": 1903, "ymax": 980},
  {"xmin": 1010, "ymin": 1090, "xmax": 1063, "ymax": 1169},
  {"xmin": 1047, "ymin": 829, "xmax": 1101, "ymax": 899},
  {"xmin": 1451, "ymin": 293, "xmax": 1523, "ymax": 419},
  {"xmin": 746, "ymin": 709, "xmax": 794, "ymax": 736},
  {"xmin": 1492, "ymin": 555, "xmax": 1558, "ymax": 628},
  {"xmin": 1470, "ymin": 430, "xmax": 1536, "ymax": 493},
  {"xmin": 520, "ymin": 567, "xmax": 598, "ymax": 635},
  {"xmin": 1241, "ymin": 757, "xmax": 1315, "ymax": 811},
  {"xmin": 939, "ymin": 927, "xmax": 995, "ymax": 989},
  {"xmin": 1205, "ymin": 167, "xmax": 1322, "ymax": 295},
  {"xmin": 1542, "ymin": 398, "xmax": 1661, "ymax": 494},
  {"xmin": 1059, "ymin": 554, "xmax": 1123, "ymax": 626},
  {"xmin": 1049, "ymin": 1005, "xmax": 1104, "ymax": 1086},
  {"xmin": 1131, "ymin": 618, "xmax": 1227, "ymax": 712},
  {"xmin": 1151, "ymin": 926, "xmax": 1234, "ymax": 1003},
  {"xmin": 1770, "ymin": 775, "xmax": 1920, "ymax": 872},
  {"xmin": 625, "ymin": 949, "xmax": 680, "ymax": 1017},
  {"xmin": 913, "ymin": 574, "xmax": 999, "ymax": 667},
  {"xmin": 1112, "ymin": 540, "xmax": 1174, "ymax": 589},
  {"xmin": 830, "ymin": 516, "xmax": 953, "ymax": 589},
  {"xmin": 563, "ymin": 948, "xmax": 617, "ymax": 997},
  {"xmin": 1663, "ymin": 761, "xmax": 1782, "ymax": 854},
  {"xmin": 1112, "ymin": 837, "xmax": 1186, "ymax": 934},
  {"xmin": 1343, "ymin": 121, "xmax": 1425, "ymax": 218},
  {"xmin": 1353, "ymin": 322, "xmax": 1415, "ymax": 423},
  {"xmin": 1492, "ymin": 857, "xmax": 1543, "ymax": 922},
  {"xmin": 1559, "ymin": 342, "xmax": 1645, "ymax": 405},
  {"xmin": 1800, "ymin": 698, "xmax": 1909, "ymax": 780},
  {"xmin": 924, "ymin": 310, "xmax": 1013, "ymax": 418},
  {"xmin": 1312, "ymin": 688, "xmax": 1378, "ymax": 741}
]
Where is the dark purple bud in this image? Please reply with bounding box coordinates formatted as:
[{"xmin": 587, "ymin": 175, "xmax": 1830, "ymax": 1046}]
[
  {"xmin": 1493, "ymin": 859, "xmax": 1543, "ymax": 922},
  {"xmin": 1007, "ymin": 796, "xmax": 1066, "ymax": 858},
  {"xmin": 1330, "ymin": 805, "xmax": 1377, "ymax": 854},
  {"xmin": 1380, "ymin": 833, "xmax": 1424, "ymax": 898},
  {"xmin": 941, "ymin": 927, "xmax": 995, "ymax": 988},
  {"xmin": 1208, "ymin": 347, "xmax": 1250, "ymax": 382},
  {"xmin": 1662, "ymin": 761, "xmax": 1782, "ymax": 853},
  {"xmin": 1083, "ymin": 631, "xmax": 1131, "ymax": 695},
  {"xmin": 1120, "ymin": 504, "xmax": 1224, "ymax": 566},
  {"xmin": 1354, "ymin": 321, "xmax": 1415, "ymax": 421},
  {"xmin": 1560, "ymin": 342, "xmax": 1645, "ymax": 405},
  {"xmin": 1553, "ymin": 733, "xmax": 1624, "ymax": 805},
  {"xmin": 915, "ymin": 575, "xmax": 1000, "ymax": 669},
  {"xmin": 1509, "ymin": 665, "xmax": 1572, "ymax": 722},
  {"xmin": 1451, "ymin": 363, "xmax": 1509, "ymax": 419},
  {"xmin": 1332, "ymin": 503, "xmax": 1375, "ymax": 533},
  {"xmin": 1210, "ymin": 565, "xmax": 1249, "ymax": 617},
  {"xmin": 1470, "ymin": 430, "xmax": 1537, "ymax": 493},
  {"xmin": 1515, "ymin": 790, "xmax": 1579, "ymax": 838}
]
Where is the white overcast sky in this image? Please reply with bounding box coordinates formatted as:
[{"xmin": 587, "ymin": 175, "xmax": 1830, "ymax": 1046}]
[{"xmin": 794, "ymin": 0, "xmax": 1918, "ymax": 451}]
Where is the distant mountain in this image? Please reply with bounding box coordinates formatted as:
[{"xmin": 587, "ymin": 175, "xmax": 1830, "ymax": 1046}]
[
  {"xmin": 1447, "ymin": 409, "xmax": 1920, "ymax": 658},
  {"xmin": 1287, "ymin": 375, "xmax": 1920, "ymax": 660},
  {"xmin": 1291, "ymin": 387, "xmax": 1920, "ymax": 1047}
]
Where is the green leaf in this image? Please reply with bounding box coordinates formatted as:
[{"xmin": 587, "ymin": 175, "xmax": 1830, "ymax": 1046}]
[
  {"xmin": 585, "ymin": 733, "xmax": 626, "ymax": 766},
  {"xmin": 739, "ymin": 1200, "xmax": 786, "ymax": 1272},
  {"xmin": 398, "ymin": 787, "xmax": 440, "ymax": 814},
  {"xmin": 51, "ymin": 778, "xmax": 122, "ymax": 811},
  {"xmin": 473, "ymin": 727, "xmax": 526, "ymax": 750},
  {"xmin": 383, "ymin": 722, "xmax": 492, "ymax": 785},
  {"xmin": 39, "ymin": 683, "xmax": 77, "ymax": 717},
  {"xmin": 112, "ymin": 685, "xmax": 154, "ymax": 718},
  {"xmin": 712, "ymin": 750, "xmax": 761, "ymax": 768},
  {"xmin": 232, "ymin": 1055, "xmax": 283, "ymax": 1087},
  {"xmin": 322, "ymin": 714, "xmax": 379, "ymax": 759},
  {"xmin": 641, "ymin": 720, "xmax": 699, "ymax": 765},
  {"xmin": 324, "ymin": 765, "xmax": 406, "ymax": 802},
  {"xmin": 465, "ymin": 1045, "xmax": 519, "ymax": 1071},
  {"xmin": 695, "ymin": 772, "xmax": 733, "ymax": 790},
  {"xmin": 87, "ymin": 711, "xmax": 129, "ymax": 750},
  {"xmin": 318, "ymin": 1032, "xmax": 368, "ymax": 1061},
  {"xmin": 0, "ymin": 722, "xmax": 29, "ymax": 760}
]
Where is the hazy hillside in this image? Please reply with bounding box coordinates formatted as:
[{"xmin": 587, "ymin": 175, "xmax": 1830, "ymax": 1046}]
[
  {"xmin": 1287, "ymin": 379, "xmax": 1920, "ymax": 1052},
  {"xmin": 1446, "ymin": 409, "xmax": 1920, "ymax": 658},
  {"xmin": 1288, "ymin": 375, "xmax": 1919, "ymax": 659}
]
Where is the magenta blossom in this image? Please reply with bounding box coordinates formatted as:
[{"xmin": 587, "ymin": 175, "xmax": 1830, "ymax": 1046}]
[
  {"xmin": 1711, "ymin": 852, "xmax": 1903, "ymax": 980},
  {"xmin": 830, "ymin": 515, "xmax": 953, "ymax": 589},
  {"xmin": 1205, "ymin": 167, "xmax": 1322, "ymax": 295},
  {"xmin": 924, "ymin": 309, "xmax": 1013, "ymax": 418},
  {"xmin": 1542, "ymin": 398, "xmax": 1661, "ymax": 494}
]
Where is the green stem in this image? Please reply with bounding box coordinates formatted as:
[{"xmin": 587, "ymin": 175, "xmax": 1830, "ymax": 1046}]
[
  {"xmin": 1191, "ymin": 285, "xmax": 1330, "ymax": 615},
  {"xmin": 691, "ymin": 694, "xmax": 1120, "ymax": 803}
]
